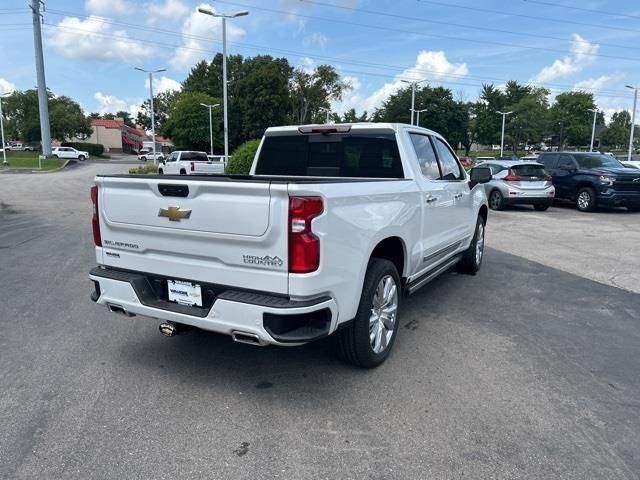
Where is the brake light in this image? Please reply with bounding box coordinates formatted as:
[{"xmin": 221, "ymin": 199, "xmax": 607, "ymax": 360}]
[
  {"xmin": 190, "ymin": 161, "xmax": 195, "ymax": 172},
  {"xmin": 90, "ymin": 185, "xmax": 102, "ymax": 246},
  {"xmin": 288, "ymin": 196, "xmax": 323, "ymax": 273},
  {"xmin": 298, "ymin": 125, "xmax": 351, "ymax": 134},
  {"xmin": 503, "ymin": 169, "xmax": 522, "ymax": 182}
]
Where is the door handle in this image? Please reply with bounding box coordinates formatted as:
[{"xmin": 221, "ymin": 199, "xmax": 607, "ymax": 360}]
[
  {"xmin": 454, "ymin": 193, "xmax": 463, "ymax": 200},
  {"xmin": 425, "ymin": 195, "xmax": 438, "ymax": 203}
]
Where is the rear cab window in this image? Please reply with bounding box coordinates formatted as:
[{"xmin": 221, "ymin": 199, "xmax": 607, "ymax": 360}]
[{"xmin": 255, "ymin": 133, "xmax": 404, "ymax": 178}]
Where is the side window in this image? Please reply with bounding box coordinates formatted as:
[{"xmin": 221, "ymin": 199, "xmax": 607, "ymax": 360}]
[
  {"xmin": 557, "ymin": 154, "xmax": 575, "ymax": 169},
  {"xmin": 434, "ymin": 138, "xmax": 463, "ymax": 180},
  {"xmin": 540, "ymin": 154, "xmax": 557, "ymax": 169},
  {"xmin": 167, "ymin": 153, "xmax": 177, "ymax": 162},
  {"xmin": 409, "ymin": 133, "xmax": 440, "ymax": 180},
  {"xmin": 484, "ymin": 163, "xmax": 503, "ymax": 175}
]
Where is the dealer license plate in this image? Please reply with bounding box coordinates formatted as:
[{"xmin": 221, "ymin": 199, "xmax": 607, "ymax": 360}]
[{"xmin": 167, "ymin": 280, "xmax": 203, "ymax": 307}]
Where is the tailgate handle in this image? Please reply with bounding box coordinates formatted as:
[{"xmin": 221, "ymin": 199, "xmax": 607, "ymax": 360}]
[{"xmin": 158, "ymin": 184, "xmax": 189, "ymax": 197}]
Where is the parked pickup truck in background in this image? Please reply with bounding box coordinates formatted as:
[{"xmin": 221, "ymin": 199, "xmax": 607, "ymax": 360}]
[
  {"xmin": 158, "ymin": 150, "xmax": 225, "ymax": 175},
  {"xmin": 90, "ymin": 123, "xmax": 491, "ymax": 367}
]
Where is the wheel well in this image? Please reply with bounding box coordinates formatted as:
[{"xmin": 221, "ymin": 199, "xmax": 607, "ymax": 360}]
[
  {"xmin": 370, "ymin": 237, "xmax": 405, "ymax": 278},
  {"xmin": 575, "ymin": 182, "xmax": 596, "ymax": 199},
  {"xmin": 479, "ymin": 205, "xmax": 488, "ymax": 224},
  {"xmin": 179, "ymin": 168, "xmax": 186, "ymax": 174}
]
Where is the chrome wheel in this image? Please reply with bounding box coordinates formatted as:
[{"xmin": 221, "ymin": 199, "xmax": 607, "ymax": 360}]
[
  {"xmin": 475, "ymin": 222, "xmax": 484, "ymax": 265},
  {"xmin": 369, "ymin": 275, "xmax": 398, "ymax": 354},
  {"xmin": 577, "ymin": 191, "xmax": 591, "ymax": 210}
]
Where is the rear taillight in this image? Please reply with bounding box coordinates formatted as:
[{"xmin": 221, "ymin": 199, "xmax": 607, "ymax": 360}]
[
  {"xmin": 190, "ymin": 161, "xmax": 195, "ymax": 172},
  {"xmin": 90, "ymin": 185, "xmax": 102, "ymax": 246},
  {"xmin": 503, "ymin": 169, "xmax": 522, "ymax": 182},
  {"xmin": 288, "ymin": 196, "xmax": 323, "ymax": 273}
]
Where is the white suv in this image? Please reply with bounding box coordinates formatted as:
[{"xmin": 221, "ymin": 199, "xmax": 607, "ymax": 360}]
[{"xmin": 52, "ymin": 146, "xmax": 90, "ymax": 161}]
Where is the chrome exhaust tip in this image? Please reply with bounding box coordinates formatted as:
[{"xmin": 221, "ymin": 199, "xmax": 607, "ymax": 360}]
[
  {"xmin": 159, "ymin": 322, "xmax": 177, "ymax": 337},
  {"xmin": 231, "ymin": 331, "xmax": 263, "ymax": 346}
]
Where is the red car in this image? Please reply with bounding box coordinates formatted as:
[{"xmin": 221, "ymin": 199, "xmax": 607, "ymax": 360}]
[{"xmin": 459, "ymin": 156, "xmax": 474, "ymax": 168}]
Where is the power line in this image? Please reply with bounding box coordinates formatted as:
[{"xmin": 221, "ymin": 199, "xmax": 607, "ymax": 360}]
[
  {"xmin": 42, "ymin": 22, "xmax": 636, "ymax": 100},
  {"xmin": 46, "ymin": 4, "xmax": 640, "ymax": 65},
  {"xmin": 523, "ymin": 0, "xmax": 640, "ymax": 21},
  {"xmin": 42, "ymin": 8, "xmax": 635, "ymax": 96},
  {"xmin": 216, "ymin": 0, "xmax": 640, "ymax": 53},
  {"xmin": 415, "ymin": 0, "xmax": 640, "ymax": 35}
]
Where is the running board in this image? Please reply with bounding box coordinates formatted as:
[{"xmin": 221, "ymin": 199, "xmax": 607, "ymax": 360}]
[{"xmin": 405, "ymin": 255, "xmax": 462, "ymax": 295}]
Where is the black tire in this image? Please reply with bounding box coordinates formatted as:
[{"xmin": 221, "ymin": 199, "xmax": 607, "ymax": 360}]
[
  {"xmin": 627, "ymin": 206, "xmax": 640, "ymax": 212},
  {"xmin": 332, "ymin": 258, "xmax": 401, "ymax": 368},
  {"xmin": 140, "ymin": 156, "xmax": 147, "ymax": 162},
  {"xmin": 489, "ymin": 189, "xmax": 505, "ymax": 211},
  {"xmin": 78, "ymin": 155, "xmax": 85, "ymax": 161},
  {"xmin": 534, "ymin": 203, "xmax": 550, "ymax": 211},
  {"xmin": 158, "ymin": 168, "xmax": 164, "ymax": 175},
  {"xmin": 456, "ymin": 215, "xmax": 486, "ymax": 275},
  {"xmin": 52, "ymin": 155, "xmax": 59, "ymax": 158},
  {"xmin": 179, "ymin": 169, "xmax": 186, "ymax": 175},
  {"xmin": 576, "ymin": 187, "xmax": 597, "ymax": 212}
]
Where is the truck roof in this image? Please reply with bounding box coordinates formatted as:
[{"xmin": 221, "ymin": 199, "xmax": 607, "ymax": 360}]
[{"xmin": 264, "ymin": 122, "xmax": 441, "ymax": 137}]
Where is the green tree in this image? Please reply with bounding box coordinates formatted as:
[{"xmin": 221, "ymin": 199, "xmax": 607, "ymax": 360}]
[
  {"xmin": 339, "ymin": 108, "xmax": 369, "ymax": 123},
  {"xmin": 473, "ymin": 83, "xmax": 507, "ymax": 146},
  {"xmin": 290, "ymin": 65, "xmax": 351, "ymax": 124},
  {"xmin": 135, "ymin": 90, "xmax": 180, "ymax": 132},
  {"xmin": 163, "ymin": 92, "xmax": 222, "ymax": 151},
  {"xmin": 3, "ymin": 89, "xmax": 90, "ymax": 143},
  {"xmin": 115, "ymin": 110, "xmax": 135, "ymax": 127},
  {"xmin": 549, "ymin": 91, "xmax": 596, "ymax": 148},
  {"xmin": 602, "ymin": 110, "xmax": 631, "ymax": 148},
  {"xmin": 226, "ymin": 139, "xmax": 261, "ymax": 174}
]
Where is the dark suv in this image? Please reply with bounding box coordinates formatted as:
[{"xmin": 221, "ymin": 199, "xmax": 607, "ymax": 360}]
[{"xmin": 538, "ymin": 152, "xmax": 640, "ymax": 212}]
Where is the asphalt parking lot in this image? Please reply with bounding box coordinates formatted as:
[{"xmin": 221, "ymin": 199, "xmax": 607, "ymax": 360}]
[{"xmin": 1, "ymin": 162, "xmax": 639, "ymax": 479}]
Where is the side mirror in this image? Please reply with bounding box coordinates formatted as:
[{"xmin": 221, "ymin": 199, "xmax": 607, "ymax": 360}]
[{"xmin": 469, "ymin": 167, "xmax": 492, "ymax": 188}]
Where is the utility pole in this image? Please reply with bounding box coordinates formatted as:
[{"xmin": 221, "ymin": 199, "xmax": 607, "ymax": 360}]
[
  {"xmin": 588, "ymin": 108, "xmax": 598, "ymax": 152},
  {"xmin": 135, "ymin": 67, "xmax": 166, "ymax": 165},
  {"xmin": 30, "ymin": 0, "xmax": 51, "ymax": 156},
  {"xmin": 0, "ymin": 93, "xmax": 8, "ymax": 165},
  {"xmin": 497, "ymin": 111, "xmax": 513, "ymax": 157},
  {"xmin": 625, "ymin": 85, "xmax": 638, "ymax": 162},
  {"xmin": 415, "ymin": 108, "xmax": 427, "ymax": 127},
  {"xmin": 401, "ymin": 79, "xmax": 427, "ymax": 125},
  {"xmin": 200, "ymin": 103, "xmax": 220, "ymax": 156}
]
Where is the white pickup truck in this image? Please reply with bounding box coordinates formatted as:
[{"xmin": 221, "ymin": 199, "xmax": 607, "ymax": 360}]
[
  {"xmin": 158, "ymin": 150, "xmax": 225, "ymax": 175},
  {"xmin": 90, "ymin": 123, "xmax": 491, "ymax": 367}
]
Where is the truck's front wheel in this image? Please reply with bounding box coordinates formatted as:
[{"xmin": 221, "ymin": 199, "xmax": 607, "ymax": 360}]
[{"xmin": 332, "ymin": 258, "xmax": 400, "ymax": 368}]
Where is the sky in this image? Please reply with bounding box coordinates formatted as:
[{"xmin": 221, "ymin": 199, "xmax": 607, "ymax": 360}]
[{"xmin": 2, "ymin": 0, "xmax": 640, "ymax": 122}]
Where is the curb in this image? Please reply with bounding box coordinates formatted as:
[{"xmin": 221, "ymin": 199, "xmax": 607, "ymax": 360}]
[{"xmin": 31, "ymin": 159, "xmax": 72, "ymax": 174}]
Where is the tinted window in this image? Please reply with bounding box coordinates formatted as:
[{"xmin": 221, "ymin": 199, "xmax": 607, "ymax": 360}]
[
  {"xmin": 557, "ymin": 155, "xmax": 575, "ymax": 169},
  {"xmin": 434, "ymin": 138, "xmax": 463, "ymax": 180},
  {"xmin": 167, "ymin": 153, "xmax": 178, "ymax": 162},
  {"xmin": 255, "ymin": 134, "xmax": 404, "ymax": 178},
  {"xmin": 484, "ymin": 163, "xmax": 506, "ymax": 175},
  {"xmin": 511, "ymin": 164, "xmax": 548, "ymax": 177},
  {"xmin": 573, "ymin": 153, "xmax": 624, "ymax": 169},
  {"xmin": 181, "ymin": 151, "xmax": 208, "ymax": 161},
  {"xmin": 539, "ymin": 154, "xmax": 557, "ymax": 169},
  {"xmin": 409, "ymin": 133, "xmax": 440, "ymax": 180}
]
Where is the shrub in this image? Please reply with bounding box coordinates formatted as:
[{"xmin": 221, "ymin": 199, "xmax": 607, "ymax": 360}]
[
  {"xmin": 61, "ymin": 142, "xmax": 104, "ymax": 156},
  {"xmin": 226, "ymin": 139, "xmax": 260, "ymax": 175},
  {"xmin": 128, "ymin": 164, "xmax": 158, "ymax": 174}
]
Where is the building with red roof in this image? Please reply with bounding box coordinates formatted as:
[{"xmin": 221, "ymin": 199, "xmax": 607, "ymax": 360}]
[{"xmin": 85, "ymin": 118, "xmax": 152, "ymax": 153}]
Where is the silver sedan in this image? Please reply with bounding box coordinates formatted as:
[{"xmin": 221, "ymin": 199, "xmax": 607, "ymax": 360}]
[{"xmin": 482, "ymin": 161, "xmax": 555, "ymax": 211}]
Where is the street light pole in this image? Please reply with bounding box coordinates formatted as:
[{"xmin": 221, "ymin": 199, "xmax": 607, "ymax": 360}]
[
  {"xmin": 200, "ymin": 103, "xmax": 220, "ymax": 156},
  {"xmin": 0, "ymin": 93, "xmax": 9, "ymax": 165},
  {"xmin": 401, "ymin": 79, "xmax": 427, "ymax": 125},
  {"xmin": 497, "ymin": 111, "xmax": 513, "ymax": 157},
  {"xmin": 319, "ymin": 107, "xmax": 331, "ymax": 123},
  {"xmin": 626, "ymin": 85, "xmax": 638, "ymax": 162},
  {"xmin": 415, "ymin": 108, "xmax": 427, "ymax": 127},
  {"xmin": 135, "ymin": 66, "xmax": 166, "ymax": 165},
  {"xmin": 199, "ymin": 7, "xmax": 249, "ymax": 164},
  {"xmin": 588, "ymin": 108, "xmax": 598, "ymax": 152}
]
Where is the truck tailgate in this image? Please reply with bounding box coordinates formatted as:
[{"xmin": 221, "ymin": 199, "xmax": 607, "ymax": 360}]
[{"xmin": 95, "ymin": 176, "xmax": 289, "ymax": 294}]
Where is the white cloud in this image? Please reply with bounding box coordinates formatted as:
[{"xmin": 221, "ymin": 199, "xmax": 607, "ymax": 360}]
[
  {"xmin": 171, "ymin": 3, "xmax": 246, "ymax": 69},
  {"xmin": 49, "ymin": 16, "xmax": 153, "ymax": 62},
  {"xmin": 85, "ymin": 0, "xmax": 130, "ymax": 16},
  {"xmin": 531, "ymin": 34, "xmax": 599, "ymax": 83},
  {"xmin": 147, "ymin": 0, "xmax": 189, "ymax": 21},
  {"xmin": 94, "ymin": 92, "xmax": 142, "ymax": 118},
  {"xmin": 145, "ymin": 75, "xmax": 182, "ymax": 94},
  {"xmin": 332, "ymin": 75, "xmax": 364, "ymax": 114},
  {"xmin": 570, "ymin": 73, "xmax": 628, "ymax": 122},
  {"xmin": 0, "ymin": 77, "xmax": 16, "ymax": 94},
  {"xmin": 573, "ymin": 74, "xmax": 621, "ymax": 92},
  {"xmin": 304, "ymin": 32, "xmax": 328, "ymax": 48},
  {"xmin": 357, "ymin": 50, "xmax": 469, "ymax": 113}
]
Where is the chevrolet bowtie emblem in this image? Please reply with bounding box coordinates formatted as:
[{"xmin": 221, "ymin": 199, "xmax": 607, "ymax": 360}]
[
  {"xmin": 634, "ymin": 178, "xmax": 640, "ymax": 183},
  {"xmin": 158, "ymin": 206, "xmax": 192, "ymax": 221}
]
